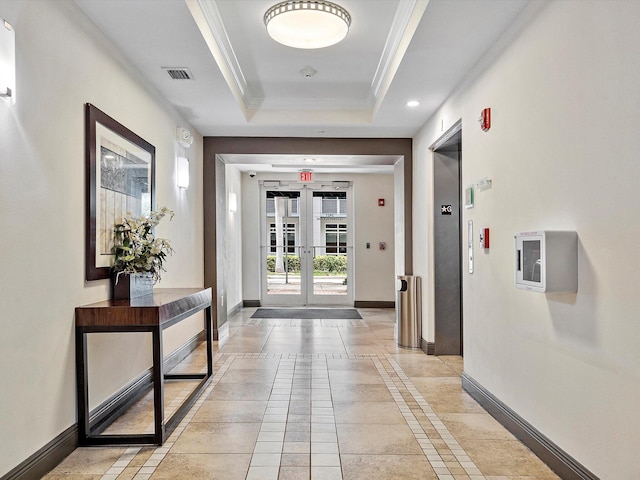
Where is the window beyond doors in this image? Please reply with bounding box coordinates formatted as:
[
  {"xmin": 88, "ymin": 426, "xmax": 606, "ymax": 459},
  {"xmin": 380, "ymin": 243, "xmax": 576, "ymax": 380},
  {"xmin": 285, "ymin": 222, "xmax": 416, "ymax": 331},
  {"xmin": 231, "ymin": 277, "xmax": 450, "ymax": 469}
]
[
  {"xmin": 325, "ymin": 223, "xmax": 347, "ymax": 254},
  {"xmin": 270, "ymin": 223, "xmax": 297, "ymax": 254}
]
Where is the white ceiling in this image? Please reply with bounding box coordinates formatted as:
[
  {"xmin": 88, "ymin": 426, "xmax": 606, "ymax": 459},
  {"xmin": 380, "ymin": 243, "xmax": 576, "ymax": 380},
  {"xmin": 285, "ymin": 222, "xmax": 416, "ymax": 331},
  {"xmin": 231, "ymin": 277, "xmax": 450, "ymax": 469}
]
[{"xmin": 74, "ymin": 0, "xmax": 531, "ymax": 172}]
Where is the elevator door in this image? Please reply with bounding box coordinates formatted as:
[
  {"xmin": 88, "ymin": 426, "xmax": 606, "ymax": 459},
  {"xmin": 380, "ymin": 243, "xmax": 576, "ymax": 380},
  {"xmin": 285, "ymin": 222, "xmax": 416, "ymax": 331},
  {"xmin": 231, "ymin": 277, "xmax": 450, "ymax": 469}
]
[{"xmin": 433, "ymin": 134, "xmax": 462, "ymax": 355}]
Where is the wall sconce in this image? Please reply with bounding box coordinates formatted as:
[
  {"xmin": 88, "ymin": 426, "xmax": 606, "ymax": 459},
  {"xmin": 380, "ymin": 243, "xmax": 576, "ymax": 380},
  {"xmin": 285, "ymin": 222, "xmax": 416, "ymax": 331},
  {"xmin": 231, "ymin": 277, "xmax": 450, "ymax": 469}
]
[
  {"xmin": 177, "ymin": 156, "xmax": 190, "ymax": 189},
  {"xmin": 228, "ymin": 192, "xmax": 237, "ymax": 213},
  {"xmin": 0, "ymin": 19, "xmax": 15, "ymax": 103}
]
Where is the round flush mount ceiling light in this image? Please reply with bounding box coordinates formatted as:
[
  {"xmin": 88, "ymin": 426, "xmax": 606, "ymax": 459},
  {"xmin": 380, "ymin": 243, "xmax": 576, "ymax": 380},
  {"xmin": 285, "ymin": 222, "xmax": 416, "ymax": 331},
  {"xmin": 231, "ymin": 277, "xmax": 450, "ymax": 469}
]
[{"xmin": 264, "ymin": 1, "xmax": 351, "ymax": 49}]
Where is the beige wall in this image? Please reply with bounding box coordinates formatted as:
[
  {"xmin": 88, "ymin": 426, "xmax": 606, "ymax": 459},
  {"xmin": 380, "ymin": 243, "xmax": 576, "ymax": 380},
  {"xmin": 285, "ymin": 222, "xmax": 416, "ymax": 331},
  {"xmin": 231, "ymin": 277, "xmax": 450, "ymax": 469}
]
[
  {"xmin": 0, "ymin": 1, "xmax": 203, "ymax": 475},
  {"xmin": 225, "ymin": 164, "xmax": 243, "ymax": 312},
  {"xmin": 353, "ymin": 173, "xmax": 396, "ymax": 301},
  {"xmin": 413, "ymin": 2, "xmax": 640, "ymax": 478}
]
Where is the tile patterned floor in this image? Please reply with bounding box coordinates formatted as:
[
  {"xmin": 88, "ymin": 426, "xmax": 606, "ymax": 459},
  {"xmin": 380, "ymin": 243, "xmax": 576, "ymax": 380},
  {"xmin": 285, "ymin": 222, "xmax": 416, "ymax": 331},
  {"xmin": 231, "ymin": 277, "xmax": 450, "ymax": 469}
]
[{"xmin": 45, "ymin": 308, "xmax": 560, "ymax": 480}]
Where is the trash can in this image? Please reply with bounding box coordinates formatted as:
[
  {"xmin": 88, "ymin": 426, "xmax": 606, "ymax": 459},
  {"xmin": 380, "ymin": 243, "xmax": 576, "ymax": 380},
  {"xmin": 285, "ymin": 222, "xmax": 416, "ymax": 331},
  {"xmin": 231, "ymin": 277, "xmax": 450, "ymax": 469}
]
[{"xmin": 396, "ymin": 275, "xmax": 422, "ymax": 349}]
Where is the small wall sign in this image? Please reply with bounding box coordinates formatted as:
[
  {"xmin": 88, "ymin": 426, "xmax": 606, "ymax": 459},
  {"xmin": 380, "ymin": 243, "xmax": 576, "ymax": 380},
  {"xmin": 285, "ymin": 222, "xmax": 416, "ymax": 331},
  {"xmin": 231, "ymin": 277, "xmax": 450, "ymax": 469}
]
[
  {"xmin": 464, "ymin": 185, "xmax": 474, "ymax": 209},
  {"xmin": 441, "ymin": 205, "xmax": 452, "ymax": 215}
]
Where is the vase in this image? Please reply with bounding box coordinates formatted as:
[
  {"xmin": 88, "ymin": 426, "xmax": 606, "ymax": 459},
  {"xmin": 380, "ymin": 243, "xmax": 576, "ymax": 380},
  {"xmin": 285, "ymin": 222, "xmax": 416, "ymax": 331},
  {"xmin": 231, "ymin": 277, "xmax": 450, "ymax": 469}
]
[{"xmin": 111, "ymin": 272, "xmax": 155, "ymax": 300}]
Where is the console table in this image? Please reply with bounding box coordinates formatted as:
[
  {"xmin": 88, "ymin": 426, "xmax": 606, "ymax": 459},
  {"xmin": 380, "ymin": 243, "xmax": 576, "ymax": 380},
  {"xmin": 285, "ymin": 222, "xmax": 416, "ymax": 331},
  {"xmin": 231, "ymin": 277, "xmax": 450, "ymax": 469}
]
[{"xmin": 75, "ymin": 288, "xmax": 212, "ymax": 446}]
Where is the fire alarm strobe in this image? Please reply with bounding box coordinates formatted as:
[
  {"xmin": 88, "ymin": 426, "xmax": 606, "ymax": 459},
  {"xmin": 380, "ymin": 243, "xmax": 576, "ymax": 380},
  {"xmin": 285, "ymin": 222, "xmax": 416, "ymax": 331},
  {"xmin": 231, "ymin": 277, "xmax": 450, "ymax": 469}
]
[{"xmin": 479, "ymin": 108, "xmax": 491, "ymax": 131}]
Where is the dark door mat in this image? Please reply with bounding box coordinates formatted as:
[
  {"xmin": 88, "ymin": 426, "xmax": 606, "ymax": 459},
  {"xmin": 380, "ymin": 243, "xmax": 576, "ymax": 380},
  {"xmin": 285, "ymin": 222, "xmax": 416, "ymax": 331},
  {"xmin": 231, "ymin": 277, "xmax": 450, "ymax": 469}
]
[{"xmin": 251, "ymin": 308, "xmax": 362, "ymax": 319}]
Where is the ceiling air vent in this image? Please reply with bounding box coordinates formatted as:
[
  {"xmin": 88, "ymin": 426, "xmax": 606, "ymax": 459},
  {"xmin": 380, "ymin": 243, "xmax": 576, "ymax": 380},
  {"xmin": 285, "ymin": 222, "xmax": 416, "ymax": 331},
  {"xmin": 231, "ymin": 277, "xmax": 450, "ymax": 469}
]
[{"xmin": 162, "ymin": 67, "xmax": 194, "ymax": 80}]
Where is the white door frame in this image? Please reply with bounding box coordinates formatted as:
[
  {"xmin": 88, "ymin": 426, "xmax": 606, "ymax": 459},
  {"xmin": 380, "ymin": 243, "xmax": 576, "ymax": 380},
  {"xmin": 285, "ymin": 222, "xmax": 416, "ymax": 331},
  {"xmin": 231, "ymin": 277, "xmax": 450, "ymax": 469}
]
[
  {"xmin": 260, "ymin": 182, "xmax": 306, "ymax": 306},
  {"xmin": 260, "ymin": 181, "xmax": 354, "ymax": 306},
  {"xmin": 304, "ymin": 183, "xmax": 353, "ymax": 306}
]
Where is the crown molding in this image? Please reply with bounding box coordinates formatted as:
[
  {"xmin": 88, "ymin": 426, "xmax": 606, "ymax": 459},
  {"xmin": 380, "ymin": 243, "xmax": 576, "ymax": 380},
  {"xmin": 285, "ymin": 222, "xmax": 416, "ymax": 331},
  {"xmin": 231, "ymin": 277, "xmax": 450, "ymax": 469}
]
[
  {"xmin": 186, "ymin": 0, "xmax": 252, "ymax": 116},
  {"xmin": 188, "ymin": 0, "xmax": 428, "ymax": 122},
  {"xmin": 247, "ymin": 95, "xmax": 375, "ymax": 111},
  {"xmin": 370, "ymin": 0, "xmax": 429, "ymax": 117},
  {"xmin": 370, "ymin": 0, "xmax": 427, "ymax": 98}
]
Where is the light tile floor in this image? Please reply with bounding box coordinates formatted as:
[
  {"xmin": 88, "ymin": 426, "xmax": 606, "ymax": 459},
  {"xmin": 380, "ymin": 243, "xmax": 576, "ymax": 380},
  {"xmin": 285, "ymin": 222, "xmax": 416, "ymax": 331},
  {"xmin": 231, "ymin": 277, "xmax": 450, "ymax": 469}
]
[{"xmin": 45, "ymin": 308, "xmax": 560, "ymax": 480}]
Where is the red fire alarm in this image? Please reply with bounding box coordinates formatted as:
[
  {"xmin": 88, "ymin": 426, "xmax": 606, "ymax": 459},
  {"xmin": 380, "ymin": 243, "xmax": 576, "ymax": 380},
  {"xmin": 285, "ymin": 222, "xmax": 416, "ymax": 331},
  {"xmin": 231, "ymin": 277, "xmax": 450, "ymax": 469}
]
[
  {"xmin": 480, "ymin": 228, "xmax": 490, "ymax": 249},
  {"xmin": 378, "ymin": 198, "xmax": 385, "ymax": 207},
  {"xmin": 480, "ymin": 108, "xmax": 491, "ymax": 131}
]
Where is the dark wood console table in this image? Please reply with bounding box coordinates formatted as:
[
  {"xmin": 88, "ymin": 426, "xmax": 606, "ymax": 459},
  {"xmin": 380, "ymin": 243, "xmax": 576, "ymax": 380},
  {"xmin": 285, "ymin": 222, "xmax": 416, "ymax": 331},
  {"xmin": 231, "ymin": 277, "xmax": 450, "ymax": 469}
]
[{"xmin": 75, "ymin": 288, "xmax": 213, "ymax": 446}]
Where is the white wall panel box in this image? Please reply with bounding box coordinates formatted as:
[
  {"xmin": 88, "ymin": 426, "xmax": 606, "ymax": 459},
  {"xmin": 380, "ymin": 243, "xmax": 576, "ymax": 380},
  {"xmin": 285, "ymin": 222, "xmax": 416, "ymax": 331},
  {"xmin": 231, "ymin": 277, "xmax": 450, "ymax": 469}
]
[{"xmin": 514, "ymin": 230, "xmax": 578, "ymax": 293}]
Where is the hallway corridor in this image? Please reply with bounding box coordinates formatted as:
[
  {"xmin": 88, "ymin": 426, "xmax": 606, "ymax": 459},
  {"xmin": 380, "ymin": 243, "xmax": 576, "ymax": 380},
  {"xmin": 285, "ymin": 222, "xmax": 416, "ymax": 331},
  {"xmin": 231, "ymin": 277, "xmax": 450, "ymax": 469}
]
[{"xmin": 45, "ymin": 309, "xmax": 559, "ymax": 480}]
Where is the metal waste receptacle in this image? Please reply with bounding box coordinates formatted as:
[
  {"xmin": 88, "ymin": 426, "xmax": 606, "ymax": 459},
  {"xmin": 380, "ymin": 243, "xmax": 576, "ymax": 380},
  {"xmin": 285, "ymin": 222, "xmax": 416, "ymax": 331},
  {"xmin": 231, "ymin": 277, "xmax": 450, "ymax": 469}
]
[{"xmin": 396, "ymin": 275, "xmax": 422, "ymax": 349}]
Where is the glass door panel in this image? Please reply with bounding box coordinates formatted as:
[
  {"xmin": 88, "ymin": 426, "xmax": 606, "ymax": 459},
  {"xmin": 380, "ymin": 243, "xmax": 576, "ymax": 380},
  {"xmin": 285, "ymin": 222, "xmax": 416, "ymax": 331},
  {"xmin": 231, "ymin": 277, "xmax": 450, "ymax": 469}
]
[
  {"xmin": 307, "ymin": 188, "xmax": 352, "ymax": 305},
  {"xmin": 262, "ymin": 190, "xmax": 304, "ymax": 305}
]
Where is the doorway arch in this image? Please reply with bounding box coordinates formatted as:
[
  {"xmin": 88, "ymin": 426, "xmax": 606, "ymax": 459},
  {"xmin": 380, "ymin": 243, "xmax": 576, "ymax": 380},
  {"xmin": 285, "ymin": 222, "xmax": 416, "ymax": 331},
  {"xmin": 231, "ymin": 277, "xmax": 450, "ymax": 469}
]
[{"xmin": 203, "ymin": 136, "xmax": 413, "ymax": 339}]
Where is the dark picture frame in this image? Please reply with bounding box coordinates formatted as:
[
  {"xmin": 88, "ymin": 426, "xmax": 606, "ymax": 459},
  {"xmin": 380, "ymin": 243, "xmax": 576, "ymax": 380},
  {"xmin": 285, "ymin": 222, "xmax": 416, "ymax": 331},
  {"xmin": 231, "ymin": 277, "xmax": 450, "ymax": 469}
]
[{"xmin": 85, "ymin": 103, "xmax": 155, "ymax": 281}]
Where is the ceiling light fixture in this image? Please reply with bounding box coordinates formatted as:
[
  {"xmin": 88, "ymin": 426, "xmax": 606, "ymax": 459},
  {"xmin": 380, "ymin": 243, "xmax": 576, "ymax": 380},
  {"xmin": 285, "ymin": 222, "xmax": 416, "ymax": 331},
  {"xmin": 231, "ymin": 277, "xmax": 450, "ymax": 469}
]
[
  {"xmin": 264, "ymin": 1, "xmax": 351, "ymax": 50},
  {"xmin": 406, "ymin": 100, "xmax": 420, "ymax": 107}
]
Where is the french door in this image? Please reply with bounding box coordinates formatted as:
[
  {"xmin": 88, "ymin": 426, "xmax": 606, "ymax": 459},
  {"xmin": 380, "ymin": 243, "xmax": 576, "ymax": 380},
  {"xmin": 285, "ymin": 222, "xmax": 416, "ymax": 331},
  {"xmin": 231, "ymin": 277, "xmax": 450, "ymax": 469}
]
[{"xmin": 260, "ymin": 182, "xmax": 353, "ymax": 306}]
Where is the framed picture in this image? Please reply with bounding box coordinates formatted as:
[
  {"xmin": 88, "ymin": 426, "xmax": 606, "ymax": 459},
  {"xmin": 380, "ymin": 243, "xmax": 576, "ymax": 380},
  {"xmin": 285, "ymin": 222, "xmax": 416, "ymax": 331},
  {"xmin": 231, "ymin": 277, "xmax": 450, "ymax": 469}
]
[{"xmin": 85, "ymin": 103, "xmax": 155, "ymax": 281}]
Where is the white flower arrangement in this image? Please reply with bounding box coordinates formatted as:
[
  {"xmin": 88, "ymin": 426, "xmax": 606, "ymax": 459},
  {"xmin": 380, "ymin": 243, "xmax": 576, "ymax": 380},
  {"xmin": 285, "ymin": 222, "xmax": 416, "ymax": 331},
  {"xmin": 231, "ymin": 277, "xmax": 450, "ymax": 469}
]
[{"xmin": 112, "ymin": 207, "xmax": 174, "ymax": 283}]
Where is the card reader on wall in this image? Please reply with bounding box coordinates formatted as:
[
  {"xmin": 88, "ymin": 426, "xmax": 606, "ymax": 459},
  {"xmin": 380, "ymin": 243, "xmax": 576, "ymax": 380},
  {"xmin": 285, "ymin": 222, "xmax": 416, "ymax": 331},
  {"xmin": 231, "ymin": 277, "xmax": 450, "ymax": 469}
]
[{"xmin": 514, "ymin": 231, "xmax": 577, "ymax": 293}]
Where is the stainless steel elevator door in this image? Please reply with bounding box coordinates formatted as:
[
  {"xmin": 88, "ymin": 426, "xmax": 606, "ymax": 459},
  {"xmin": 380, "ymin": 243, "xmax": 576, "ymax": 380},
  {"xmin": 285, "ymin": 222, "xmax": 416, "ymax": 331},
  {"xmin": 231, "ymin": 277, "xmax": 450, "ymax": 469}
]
[{"xmin": 433, "ymin": 141, "xmax": 462, "ymax": 355}]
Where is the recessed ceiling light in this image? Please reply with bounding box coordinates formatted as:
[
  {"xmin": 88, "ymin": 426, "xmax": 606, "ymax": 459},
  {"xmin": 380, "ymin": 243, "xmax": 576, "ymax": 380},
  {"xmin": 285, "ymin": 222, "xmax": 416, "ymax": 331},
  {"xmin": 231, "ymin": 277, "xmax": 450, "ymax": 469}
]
[{"xmin": 406, "ymin": 100, "xmax": 420, "ymax": 108}]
